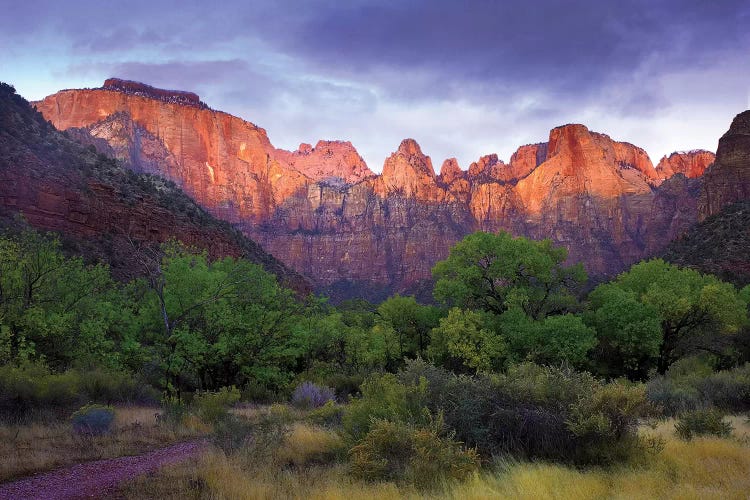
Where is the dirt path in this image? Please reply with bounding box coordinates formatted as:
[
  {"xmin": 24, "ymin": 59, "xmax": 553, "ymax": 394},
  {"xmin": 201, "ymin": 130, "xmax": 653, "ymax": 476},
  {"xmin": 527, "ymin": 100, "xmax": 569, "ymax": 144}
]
[{"xmin": 0, "ymin": 440, "xmax": 207, "ymax": 500}]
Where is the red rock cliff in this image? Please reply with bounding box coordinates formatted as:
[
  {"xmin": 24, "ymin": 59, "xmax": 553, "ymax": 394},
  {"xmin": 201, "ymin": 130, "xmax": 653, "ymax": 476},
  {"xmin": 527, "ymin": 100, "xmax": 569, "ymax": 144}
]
[{"xmin": 33, "ymin": 80, "xmax": 723, "ymax": 296}]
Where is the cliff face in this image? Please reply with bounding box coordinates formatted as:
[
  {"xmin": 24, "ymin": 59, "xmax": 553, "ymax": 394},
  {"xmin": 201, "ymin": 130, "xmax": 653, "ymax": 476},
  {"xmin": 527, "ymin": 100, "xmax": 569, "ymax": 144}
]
[
  {"xmin": 699, "ymin": 110, "xmax": 750, "ymax": 219},
  {"xmin": 33, "ymin": 81, "xmax": 733, "ymax": 296},
  {"xmin": 655, "ymin": 150, "xmax": 715, "ymax": 183},
  {"xmin": 0, "ymin": 82, "xmax": 309, "ymax": 293}
]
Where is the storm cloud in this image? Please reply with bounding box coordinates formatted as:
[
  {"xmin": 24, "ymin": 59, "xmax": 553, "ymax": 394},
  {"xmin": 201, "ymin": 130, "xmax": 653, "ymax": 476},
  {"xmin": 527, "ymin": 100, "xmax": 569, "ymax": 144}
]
[{"xmin": 2, "ymin": 0, "xmax": 748, "ymax": 169}]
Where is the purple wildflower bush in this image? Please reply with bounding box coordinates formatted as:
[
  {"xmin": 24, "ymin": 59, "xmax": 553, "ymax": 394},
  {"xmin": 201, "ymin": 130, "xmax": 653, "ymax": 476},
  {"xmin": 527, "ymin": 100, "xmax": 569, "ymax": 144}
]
[{"xmin": 291, "ymin": 381, "xmax": 336, "ymax": 408}]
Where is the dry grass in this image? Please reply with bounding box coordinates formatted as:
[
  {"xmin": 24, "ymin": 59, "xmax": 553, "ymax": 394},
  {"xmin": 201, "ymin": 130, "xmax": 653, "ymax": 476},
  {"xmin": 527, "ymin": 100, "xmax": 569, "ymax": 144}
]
[
  {"xmin": 0, "ymin": 406, "xmax": 204, "ymax": 482},
  {"xmin": 273, "ymin": 423, "xmax": 345, "ymax": 467},
  {"xmin": 132, "ymin": 418, "xmax": 750, "ymax": 500}
]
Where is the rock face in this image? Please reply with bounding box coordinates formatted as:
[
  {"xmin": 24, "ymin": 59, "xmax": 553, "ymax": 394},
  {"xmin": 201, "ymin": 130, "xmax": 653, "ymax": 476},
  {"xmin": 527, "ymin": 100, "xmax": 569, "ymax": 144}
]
[
  {"xmin": 33, "ymin": 80, "xmax": 736, "ymax": 298},
  {"xmin": 655, "ymin": 150, "xmax": 715, "ymax": 183},
  {"xmin": 699, "ymin": 110, "xmax": 750, "ymax": 219},
  {"xmin": 0, "ymin": 82, "xmax": 308, "ymax": 293}
]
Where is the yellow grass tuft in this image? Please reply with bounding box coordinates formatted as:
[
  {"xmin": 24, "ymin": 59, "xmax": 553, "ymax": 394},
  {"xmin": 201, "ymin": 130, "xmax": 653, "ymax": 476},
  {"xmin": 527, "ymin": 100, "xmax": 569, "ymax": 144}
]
[{"xmin": 274, "ymin": 423, "xmax": 345, "ymax": 467}]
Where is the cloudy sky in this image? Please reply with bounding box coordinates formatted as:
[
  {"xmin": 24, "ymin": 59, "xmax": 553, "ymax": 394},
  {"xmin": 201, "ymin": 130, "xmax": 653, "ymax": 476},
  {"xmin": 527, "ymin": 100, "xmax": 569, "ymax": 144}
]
[{"xmin": 2, "ymin": 0, "xmax": 749, "ymax": 170}]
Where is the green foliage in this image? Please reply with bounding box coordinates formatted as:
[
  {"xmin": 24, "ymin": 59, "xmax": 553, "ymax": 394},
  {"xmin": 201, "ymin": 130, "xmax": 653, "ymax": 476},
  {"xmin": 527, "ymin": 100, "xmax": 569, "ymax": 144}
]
[
  {"xmin": 429, "ymin": 308, "xmax": 506, "ymax": 372},
  {"xmin": 192, "ymin": 386, "xmax": 241, "ymax": 424},
  {"xmin": 348, "ymin": 417, "xmax": 479, "ymax": 488},
  {"xmin": 432, "ymin": 231, "xmax": 586, "ymax": 318},
  {"xmin": 398, "ymin": 362, "xmax": 653, "ymax": 465},
  {"xmin": 343, "ymin": 373, "xmax": 430, "ymax": 441},
  {"xmin": 604, "ymin": 259, "xmax": 749, "ymax": 373},
  {"xmin": 675, "ymin": 409, "xmax": 733, "ymax": 440},
  {"xmin": 585, "ymin": 284, "xmax": 663, "ymax": 378},
  {"xmin": 375, "ymin": 295, "xmax": 442, "ymax": 360},
  {"xmin": 70, "ymin": 404, "xmax": 115, "ymax": 435},
  {"xmin": 0, "ymin": 229, "xmax": 130, "ymax": 370},
  {"xmin": 306, "ymin": 400, "xmax": 345, "ymax": 428}
]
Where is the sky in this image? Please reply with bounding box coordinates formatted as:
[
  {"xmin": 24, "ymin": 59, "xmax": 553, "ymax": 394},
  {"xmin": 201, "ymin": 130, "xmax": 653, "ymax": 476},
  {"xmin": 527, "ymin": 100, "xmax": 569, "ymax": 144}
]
[{"xmin": 2, "ymin": 0, "xmax": 749, "ymax": 171}]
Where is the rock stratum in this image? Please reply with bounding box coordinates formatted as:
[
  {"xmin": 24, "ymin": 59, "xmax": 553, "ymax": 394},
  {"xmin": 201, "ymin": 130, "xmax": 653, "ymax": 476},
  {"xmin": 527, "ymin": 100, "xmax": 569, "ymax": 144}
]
[
  {"xmin": 34, "ymin": 79, "xmax": 747, "ymax": 300},
  {"xmin": 0, "ymin": 82, "xmax": 309, "ymax": 293}
]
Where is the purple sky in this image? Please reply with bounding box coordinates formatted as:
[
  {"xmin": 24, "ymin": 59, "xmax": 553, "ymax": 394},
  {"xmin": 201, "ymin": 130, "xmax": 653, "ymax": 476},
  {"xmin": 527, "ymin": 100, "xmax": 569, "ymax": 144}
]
[{"xmin": 3, "ymin": 0, "xmax": 749, "ymax": 171}]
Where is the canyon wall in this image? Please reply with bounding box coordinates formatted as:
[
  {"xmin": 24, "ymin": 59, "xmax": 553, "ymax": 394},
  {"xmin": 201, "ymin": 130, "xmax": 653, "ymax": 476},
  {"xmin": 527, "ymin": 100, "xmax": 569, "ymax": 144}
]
[{"xmin": 34, "ymin": 80, "xmax": 731, "ymax": 297}]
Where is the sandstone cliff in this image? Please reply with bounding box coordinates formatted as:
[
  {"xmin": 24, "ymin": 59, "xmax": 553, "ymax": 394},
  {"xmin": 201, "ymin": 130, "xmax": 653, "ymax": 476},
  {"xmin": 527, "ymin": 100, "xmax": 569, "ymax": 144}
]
[
  {"xmin": 32, "ymin": 80, "xmax": 730, "ymax": 298},
  {"xmin": 699, "ymin": 110, "xmax": 750, "ymax": 219},
  {"xmin": 0, "ymin": 82, "xmax": 309, "ymax": 292}
]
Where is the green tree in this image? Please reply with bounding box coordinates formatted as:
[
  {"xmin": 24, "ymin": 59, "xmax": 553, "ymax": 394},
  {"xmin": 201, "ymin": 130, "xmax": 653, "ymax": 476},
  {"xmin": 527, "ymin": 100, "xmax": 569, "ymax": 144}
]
[
  {"xmin": 376, "ymin": 295, "xmax": 442, "ymax": 360},
  {"xmin": 132, "ymin": 243, "xmax": 302, "ymax": 395},
  {"xmin": 0, "ymin": 229, "xmax": 127, "ymax": 369},
  {"xmin": 432, "ymin": 231, "xmax": 586, "ymax": 319},
  {"xmin": 428, "ymin": 308, "xmax": 506, "ymax": 372},
  {"xmin": 596, "ymin": 259, "xmax": 749, "ymax": 374},
  {"xmin": 585, "ymin": 284, "xmax": 663, "ymax": 378}
]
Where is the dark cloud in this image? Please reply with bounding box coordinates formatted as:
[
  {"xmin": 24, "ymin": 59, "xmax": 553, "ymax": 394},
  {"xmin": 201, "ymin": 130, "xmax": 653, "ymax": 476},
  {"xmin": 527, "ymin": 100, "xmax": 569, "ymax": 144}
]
[{"xmin": 2, "ymin": 0, "xmax": 748, "ymax": 168}]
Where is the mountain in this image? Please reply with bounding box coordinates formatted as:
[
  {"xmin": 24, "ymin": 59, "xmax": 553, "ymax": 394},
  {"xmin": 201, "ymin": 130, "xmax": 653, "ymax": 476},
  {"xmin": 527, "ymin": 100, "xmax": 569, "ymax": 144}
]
[
  {"xmin": 699, "ymin": 110, "xmax": 750, "ymax": 219},
  {"xmin": 663, "ymin": 110, "xmax": 750, "ymax": 286},
  {"xmin": 664, "ymin": 201, "xmax": 750, "ymax": 286},
  {"xmin": 33, "ymin": 79, "xmax": 729, "ymax": 298},
  {"xmin": 0, "ymin": 82, "xmax": 309, "ymax": 293}
]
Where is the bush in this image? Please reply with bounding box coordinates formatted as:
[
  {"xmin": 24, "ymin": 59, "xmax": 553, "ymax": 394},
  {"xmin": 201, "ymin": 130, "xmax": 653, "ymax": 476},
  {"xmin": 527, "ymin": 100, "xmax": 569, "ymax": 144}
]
[
  {"xmin": 78, "ymin": 369, "xmax": 159, "ymax": 404},
  {"xmin": 323, "ymin": 373, "xmax": 363, "ymax": 400},
  {"xmin": 646, "ymin": 361, "xmax": 750, "ymax": 416},
  {"xmin": 193, "ymin": 386, "xmax": 241, "ymax": 424},
  {"xmin": 275, "ymin": 423, "xmax": 345, "ymax": 467},
  {"xmin": 306, "ymin": 400, "xmax": 345, "ymax": 428},
  {"xmin": 645, "ymin": 376, "xmax": 703, "ymax": 416},
  {"xmin": 158, "ymin": 397, "xmax": 189, "ymax": 427},
  {"xmin": 343, "ymin": 373, "xmax": 430, "ymax": 441},
  {"xmin": 290, "ymin": 381, "xmax": 336, "ymax": 409},
  {"xmin": 71, "ymin": 404, "xmax": 115, "ymax": 435},
  {"xmin": 349, "ymin": 417, "xmax": 479, "ymax": 489},
  {"xmin": 398, "ymin": 363, "xmax": 653, "ymax": 465},
  {"xmin": 675, "ymin": 409, "xmax": 733, "ymax": 440}
]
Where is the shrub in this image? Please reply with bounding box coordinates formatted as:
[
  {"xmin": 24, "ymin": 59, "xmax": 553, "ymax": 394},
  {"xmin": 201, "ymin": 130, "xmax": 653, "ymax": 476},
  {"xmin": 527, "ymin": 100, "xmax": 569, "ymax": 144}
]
[
  {"xmin": 290, "ymin": 381, "xmax": 336, "ymax": 409},
  {"xmin": 646, "ymin": 361, "xmax": 750, "ymax": 415},
  {"xmin": 78, "ymin": 369, "xmax": 159, "ymax": 404},
  {"xmin": 306, "ymin": 400, "xmax": 345, "ymax": 428},
  {"xmin": 343, "ymin": 373, "xmax": 430, "ymax": 441},
  {"xmin": 399, "ymin": 363, "xmax": 653, "ymax": 465},
  {"xmin": 568, "ymin": 382, "xmax": 655, "ymax": 464},
  {"xmin": 645, "ymin": 376, "xmax": 703, "ymax": 416},
  {"xmin": 193, "ymin": 386, "xmax": 241, "ymax": 424},
  {"xmin": 71, "ymin": 404, "xmax": 115, "ymax": 435},
  {"xmin": 213, "ymin": 415, "xmax": 254, "ymax": 455},
  {"xmin": 675, "ymin": 409, "xmax": 733, "ymax": 440},
  {"xmin": 323, "ymin": 373, "xmax": 364, "ymax": 400},
  {"xmin": 159, "ymin": 396, "xmax": 189, "ymax": 427},
  {"xmin": 349, "ymin": 417, "xmax": 479, "ymax": 488}
]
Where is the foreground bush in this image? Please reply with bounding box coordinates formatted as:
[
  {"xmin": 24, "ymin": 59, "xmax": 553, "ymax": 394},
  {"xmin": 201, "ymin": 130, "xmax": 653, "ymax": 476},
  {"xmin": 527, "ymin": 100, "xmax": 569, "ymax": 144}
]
[
  {"xmin": 70, "ymin": 404, "xmax": 114, "ymax": 435},
  {"xmin": 343, "ymin": 373, "xmax": 430, "ymax": 441},
  {"xmin": 675, "ymin": 409, "xmax": 733, "ymax": 440},
  {"xmin": 646, "ymin": 360, "xmax": 750, "ymax": 415},
  {"xmin": 193, "ymin": 386, "xmax": 241, "ymax": 424},
  {"xmin": 349, "ymin": 417, "xmax": 479, "ymax": 488},
  {"xmin": 393, "ymin": 360, "xmax": 654, "ymax": 465}
]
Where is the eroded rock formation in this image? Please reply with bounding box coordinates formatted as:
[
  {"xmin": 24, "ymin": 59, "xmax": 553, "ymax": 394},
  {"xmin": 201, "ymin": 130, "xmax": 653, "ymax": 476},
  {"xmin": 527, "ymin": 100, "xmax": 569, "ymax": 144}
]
[{"xmin": 33, "ymin": 80, "xmax": 737, "ymax": 297}]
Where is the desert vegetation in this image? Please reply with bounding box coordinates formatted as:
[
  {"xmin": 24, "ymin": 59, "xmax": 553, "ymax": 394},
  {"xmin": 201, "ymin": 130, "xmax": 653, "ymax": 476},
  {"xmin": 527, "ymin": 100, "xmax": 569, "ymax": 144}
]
[{"xmin": 1, "ymin": 228, "xmax": 749, "ymax": 497}]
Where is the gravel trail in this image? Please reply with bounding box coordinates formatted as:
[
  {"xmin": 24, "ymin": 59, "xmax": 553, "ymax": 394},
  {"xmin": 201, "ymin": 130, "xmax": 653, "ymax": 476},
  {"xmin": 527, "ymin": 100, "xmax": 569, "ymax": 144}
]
[{"xmin": 0, "ymin": 440, "xmax": 206, "ymax": 500}]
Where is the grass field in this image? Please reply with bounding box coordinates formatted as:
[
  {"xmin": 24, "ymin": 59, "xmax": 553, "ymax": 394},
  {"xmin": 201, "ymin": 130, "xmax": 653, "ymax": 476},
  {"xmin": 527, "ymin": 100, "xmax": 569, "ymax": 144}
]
[
  {"xmin": 116, "ymin": 411, "xmax": 750, "ymax": 500},
  {"xmin": 0, "ymin": 406, "xmax": 205, "ymax": 482}
]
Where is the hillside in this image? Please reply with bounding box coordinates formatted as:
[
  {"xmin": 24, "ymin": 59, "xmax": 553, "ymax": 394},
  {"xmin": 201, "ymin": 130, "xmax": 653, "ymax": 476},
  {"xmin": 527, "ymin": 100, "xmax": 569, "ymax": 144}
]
[
  {"xmin": 664, "ymin": 200, "xmax": 750, "ymax": 286},
  {"xmin": 0, "ymin": 82, "xmax": 309, "ymax": 293}
]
